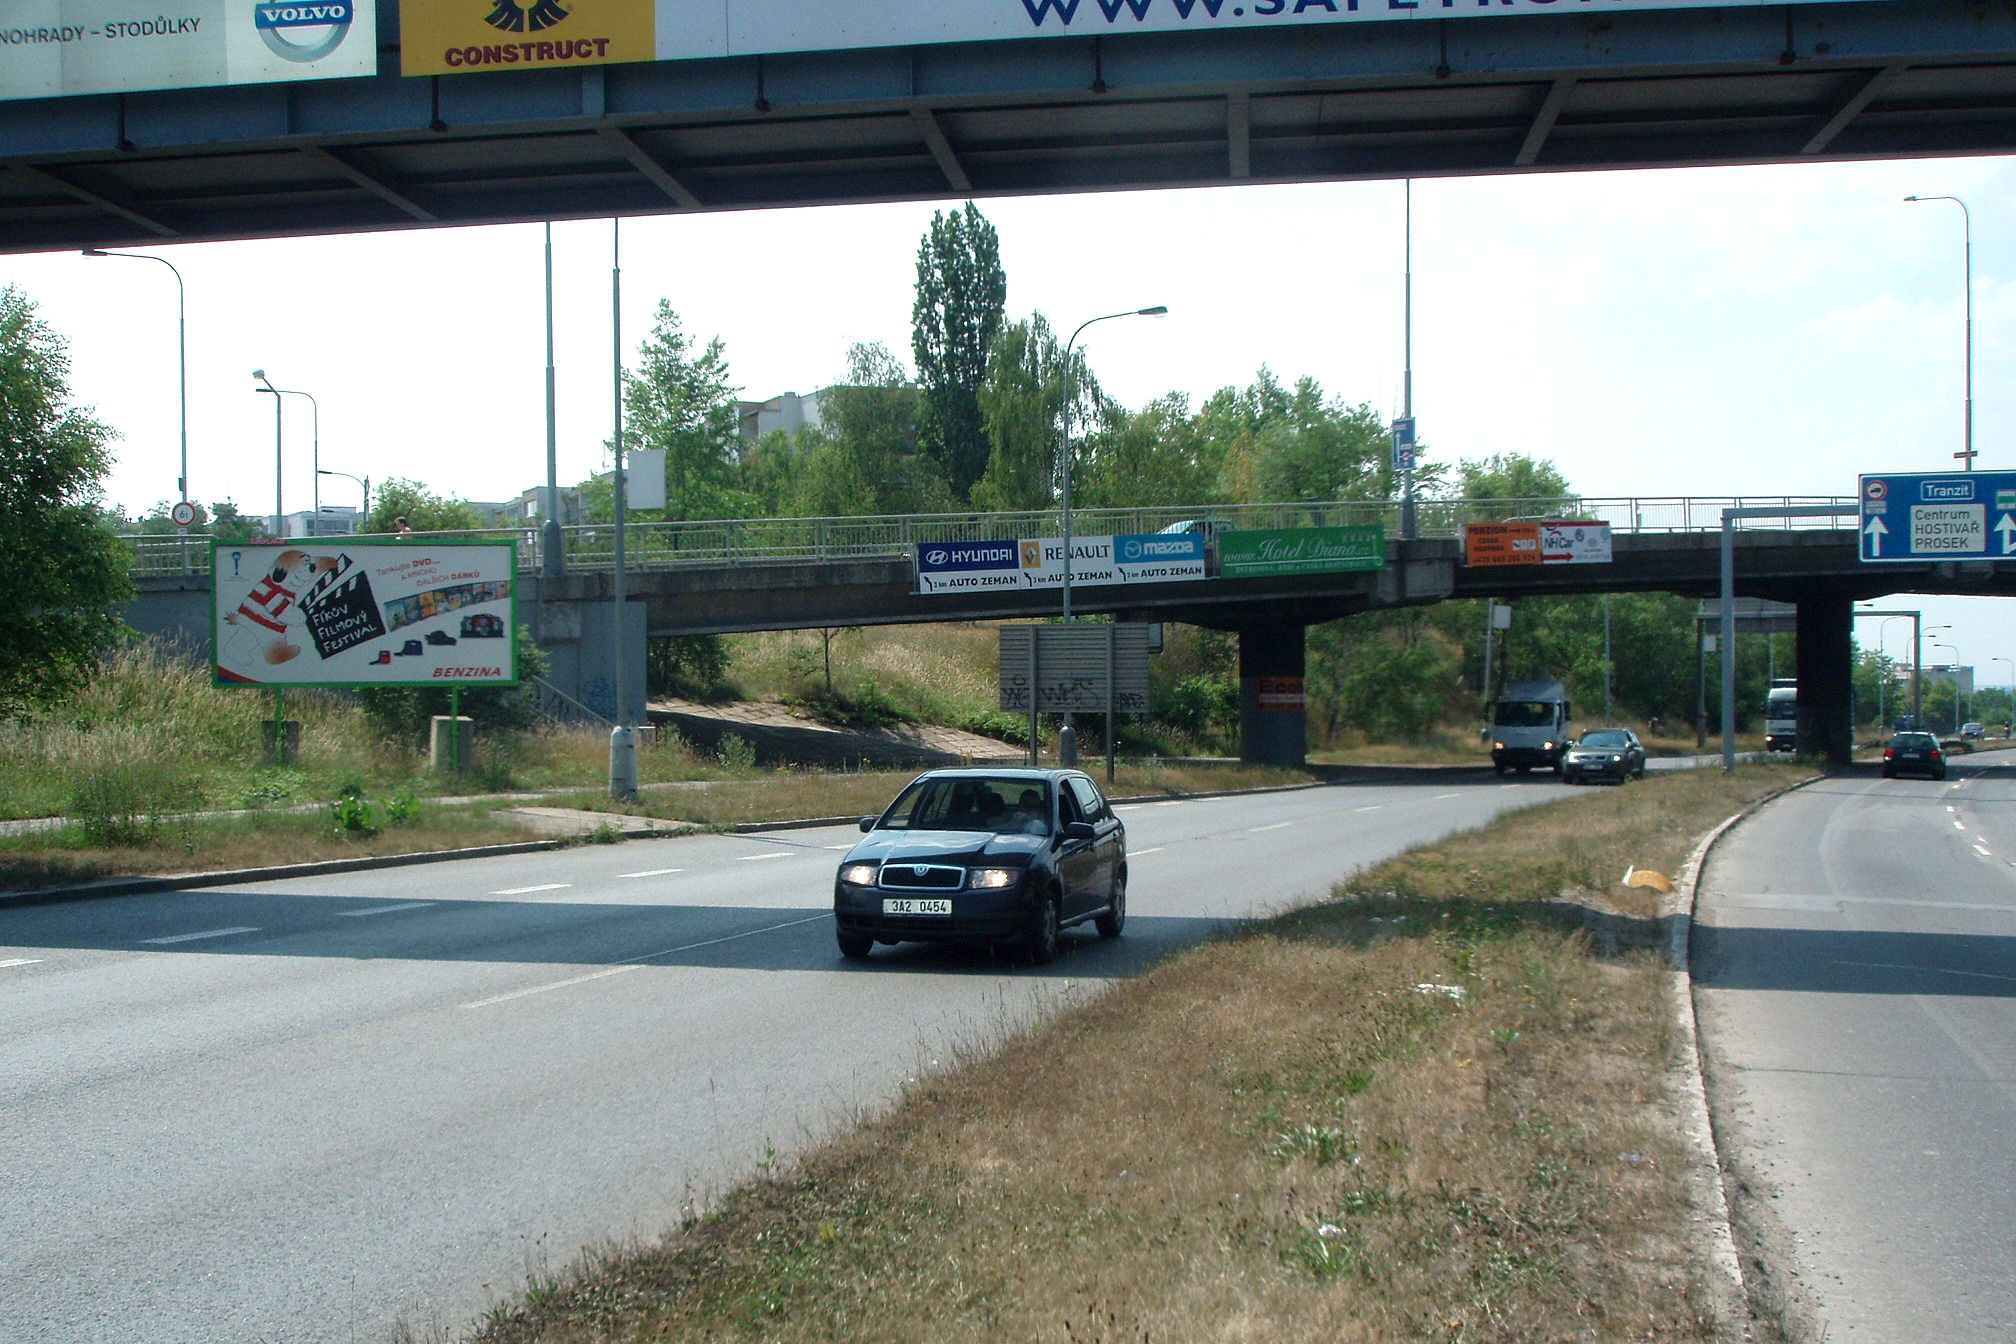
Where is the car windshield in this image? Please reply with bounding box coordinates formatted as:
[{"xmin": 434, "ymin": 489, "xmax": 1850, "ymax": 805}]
[
  {"xmin": 1579, "ymin": 731, "xmax": 1630, "ymax": 748},
  {"xmin": 1494, "ymin": 701, "xmax": 1555, "ymax": 728},
  {"xmin": 1890, "ymin": 734, "xmax": 1936, "ymax": 749},
  {"xmin": 878, "ymin": 776, "xmax": 1051, "ymax": 835}
]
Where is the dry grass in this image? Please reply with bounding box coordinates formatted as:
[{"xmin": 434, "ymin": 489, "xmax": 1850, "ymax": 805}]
[
  {"xmin": 727, "ymin": 625, "xmax": 1005, "ymax": 726},
  {"xmin": 0, "ymin": 803, "xmax": 543, "ymax": 889},
  {"xmin": 456, "ymin": 763, "xmax": 1810, "ymax": 1344}
]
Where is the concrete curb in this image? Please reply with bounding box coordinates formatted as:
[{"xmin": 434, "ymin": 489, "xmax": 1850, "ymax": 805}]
[{"xmin": 1664, "ymin": 770, "xmax": 1825, "ymax": 1340}]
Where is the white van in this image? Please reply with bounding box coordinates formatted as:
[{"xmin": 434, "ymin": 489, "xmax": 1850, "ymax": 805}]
[{"xmin": 1492, "ymin": 679, "xmax": 1572, "ymax": 775}]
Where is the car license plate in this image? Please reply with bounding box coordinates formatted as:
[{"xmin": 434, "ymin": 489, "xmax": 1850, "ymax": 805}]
[{"xmin": 882, "ymin": 898, "xmax": 952, "ymax": 916}]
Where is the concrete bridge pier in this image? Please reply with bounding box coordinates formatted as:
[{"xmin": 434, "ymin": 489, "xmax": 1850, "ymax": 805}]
[
  {"xmin": 1238, "ymin": 620, "xmax": 1307, "ymax": 767},
  {"xmin": 1794, "ymin": 593, "xmax": 1854, "ymax": 769}
]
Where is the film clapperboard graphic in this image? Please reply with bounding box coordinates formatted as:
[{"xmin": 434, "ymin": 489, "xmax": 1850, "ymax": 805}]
[{"xmin": 299, "ymin": 555, "xmax": 387, "ymax": 660}]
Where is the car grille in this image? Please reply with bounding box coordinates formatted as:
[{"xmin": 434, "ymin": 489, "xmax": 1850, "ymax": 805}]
[{"xmin": 877, "ymin": 863, "xmax": 965, "ymax": 890}]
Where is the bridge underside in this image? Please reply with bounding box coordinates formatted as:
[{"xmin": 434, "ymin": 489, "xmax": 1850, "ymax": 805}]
[{"xmin": 7, "ymin": 3, "xmax": 2016, "ymax": 251}]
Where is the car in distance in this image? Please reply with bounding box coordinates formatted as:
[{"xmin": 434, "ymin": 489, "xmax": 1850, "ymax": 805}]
[
  {"xmin": 1882, "ymin": 731, "xmax": 1946, "ymax": 780},
  {"xmin": 833, "ymin": 767, "xmax": 1126, "ymax": 965},
  {"xmin": 1561, "ymin": 728, "xmax": 1646, "ymax": 784},
  {"xmin": 1961, "ymin": 721, "xmax": 1985, "ymax": 741}
]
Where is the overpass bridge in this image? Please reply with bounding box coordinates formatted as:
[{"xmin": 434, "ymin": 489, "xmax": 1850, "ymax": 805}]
[
  {"xmin": 126, "ymin": 494, "xmax": 2016, "ymax": 767},
  {"xmin": 5, "ymin": 2, "xmax": 2014, "ymax": 251}
]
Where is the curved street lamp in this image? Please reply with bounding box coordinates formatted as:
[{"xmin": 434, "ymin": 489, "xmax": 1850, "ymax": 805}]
[
  {"xmin": 1904, "ymin": 195, "xmax": 1974, "ymax": 469},
  {"xmin": 83, "ymin": 248, "xmax": 187, "ymax": 514},
  {"xmin": 1932, "ymin": 641, "xmax": 1963, "ymax": 734},
  {"xmin": 254, "ymin": 370, "xmax": 320, "ymax": 537}
]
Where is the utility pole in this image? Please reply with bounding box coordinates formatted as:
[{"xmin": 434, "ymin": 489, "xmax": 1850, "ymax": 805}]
[
  {"xmin": 543, "ymin": 222, "xmax": 565, "ymax": 577},
  {"xmin": 608, "ymin": 218, "xmax": 637, "ymax": 799}
]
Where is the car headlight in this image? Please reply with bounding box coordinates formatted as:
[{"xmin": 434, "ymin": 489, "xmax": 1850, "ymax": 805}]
[
  {"xmin": 967, "ymin": 867, "xmax": 1020, "ymax": 890},
  {"xmin": 1543, "ymin": 741, "xmax": 1554, "ymax": 750},
  {"xmin": 1493, "ymin": 741, "xmax": 1504, "ymax": 751},
  {"xmin": 838, "ymin": 862, "xmax": 879, "ymax": 886}
]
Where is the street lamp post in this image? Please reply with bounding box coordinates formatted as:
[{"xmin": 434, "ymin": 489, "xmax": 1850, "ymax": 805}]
[
  {"xmin": 254, "ymin": 372, "xmax": 320, "ymax": 535},
  {"xmin": 83, "ymin": 248, "xmax": 187, "ymax": 513},
  {"xmin": 318, "ymin": 469, "xmax": 369, "ymax": 527},
  {"xmin": 1055, "ymin": 304, "xmax": 1167, "ymax": 766},
  {"xmin": 1934, "ymin": 643, "xmax": 1963, "ymax": 733},
  {"xmin": 1922, "ymin": 623, "xmax": 1949, "ymax": 728},
  {"xmin": 1877, "ymin": 613, "xmax": 1914, "ymax": 730},
  {"xmin": 1904, "ymin": 195, "xmax": 1975, "ymax": 470}
]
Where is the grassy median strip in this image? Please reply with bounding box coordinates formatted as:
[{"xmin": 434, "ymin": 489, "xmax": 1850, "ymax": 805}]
[{"xmin": 452, "ymin": 762, "xmax": 1803, "ymax": 1344}]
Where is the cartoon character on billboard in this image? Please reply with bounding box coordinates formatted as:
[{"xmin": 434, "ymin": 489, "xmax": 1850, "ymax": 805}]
[{"xmin": 219, "ymin": 548, "xmax": 341, "ymax": 673}]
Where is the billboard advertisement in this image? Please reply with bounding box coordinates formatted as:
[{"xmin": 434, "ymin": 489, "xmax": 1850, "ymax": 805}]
[
  {"xmin": 1, "ymin": 0, "xmax": 376, "ymax": 101},
  {"xmin": 1462, "ymin": 520, "xmax": 1612, "ymax": 567},
  {"xmin": 914, "ymin": 533, "xmax": 1204, "ymax": 595},
  {"xmin": 213, "ymin": 540, "xmax": 517, "ymax": 688},
  {"xmin": 1217, "ymin": 525, "xmax": 1385, "ymax": 578},
  {"xmin": 398, "ymin": 0, "xmax": 651, "ymax": 75}
]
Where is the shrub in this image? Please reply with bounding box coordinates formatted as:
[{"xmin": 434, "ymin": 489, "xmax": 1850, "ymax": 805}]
[{"xmin": 68, "ymin": 728, "xmax": 205, "ymax": 846}]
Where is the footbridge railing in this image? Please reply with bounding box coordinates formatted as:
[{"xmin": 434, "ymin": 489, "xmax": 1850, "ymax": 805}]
[{"xmin": 122, "ymin": 495, "xmax": 1857, "ymax": 579}]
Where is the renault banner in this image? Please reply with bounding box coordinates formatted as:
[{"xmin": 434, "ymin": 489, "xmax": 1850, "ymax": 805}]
[
  {"xmin": 913, "ymin": 533, "xmax": 1204, "ymax": 595},
  {"xmin": 1, "ymin": 0, "xmax": 375, "ymax": 100},
  {"xmin": 213, "ymin": 540, "xmax": 517, "ymax": 688}
]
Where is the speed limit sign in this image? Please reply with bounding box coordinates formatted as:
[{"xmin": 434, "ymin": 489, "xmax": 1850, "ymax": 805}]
[{"xmin": 170, "ymin": 500, "xmax": 205, "ymax": 529}]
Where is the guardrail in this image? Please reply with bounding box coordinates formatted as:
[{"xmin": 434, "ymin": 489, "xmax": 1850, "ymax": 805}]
[{"xmin": 121, "ymin": 495, "xmax": 1858, "ymax": 579}]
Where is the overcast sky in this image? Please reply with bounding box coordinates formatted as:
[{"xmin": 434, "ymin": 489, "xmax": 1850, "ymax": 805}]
[{"xmin": 6, "ymin": 151, "xmax": 2015, "ymax": 686}]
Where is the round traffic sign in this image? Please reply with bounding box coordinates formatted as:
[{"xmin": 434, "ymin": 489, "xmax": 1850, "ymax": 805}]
[
  {"xmin": 1865, "ymin": 479, "xmax": 1888, "ymax": 501},
  {"xmin": 170, "ymin": 500, "xmax": 206, "ymax": 528}
]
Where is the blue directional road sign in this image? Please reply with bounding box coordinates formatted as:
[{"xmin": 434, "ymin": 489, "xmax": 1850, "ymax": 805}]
[{"xmin": 1859, "ymin": 471, "xmax": 2016, "ymax": 563}]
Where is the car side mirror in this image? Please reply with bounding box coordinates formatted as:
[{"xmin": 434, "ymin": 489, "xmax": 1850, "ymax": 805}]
[
  {"xmin": 858, "ymin": 817, "xmax": 875, "ymax": 832},
  {"xmin": 1062, "ymin": 821, "xmax": 1096, "ymax": 842}
]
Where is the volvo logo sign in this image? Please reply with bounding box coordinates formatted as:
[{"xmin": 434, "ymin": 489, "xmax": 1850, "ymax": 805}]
[{"xmin": 254, "ymin": 0, "xmax": 355, "ymax": 62}]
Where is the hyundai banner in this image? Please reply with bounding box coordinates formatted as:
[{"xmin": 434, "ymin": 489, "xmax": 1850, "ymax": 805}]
[
  {"xmin": 213, "ymin": 540, "xmax": 517, "ymax": 688},
  {"xmin": 1, "ymin": 0, "xmax": 375, "ymax": 100},
  {"xmin": 914, "ymin": 533, "xmax": 1204, "ymax": 595}
]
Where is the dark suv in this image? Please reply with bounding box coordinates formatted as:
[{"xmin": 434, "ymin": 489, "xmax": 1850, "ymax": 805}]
[
  {"xmin": 833, "ymin": 768, "xmax": 1126, "ymax": 965},
  {"xmin": 1882, "ymin": 731, "xmax": 1945, "ymax": 780}
]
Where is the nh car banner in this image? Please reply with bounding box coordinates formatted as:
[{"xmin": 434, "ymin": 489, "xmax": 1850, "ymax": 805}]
[
  {"xmin": 913, "ymin": 533, "xmax": 1204, "ymax": 595},
  {"xmin": 213, "ymin": 540, "xmax": 517, "ymax": 687},
  {"xmin": 1, "ymin": 0, "xmax": 374, "ymax": 100},
  {"xmin": 639, "ymin": 0, "xmax": 1887, "ymax": 64}
]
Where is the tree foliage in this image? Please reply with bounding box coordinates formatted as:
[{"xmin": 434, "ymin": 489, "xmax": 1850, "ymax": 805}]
[
  {"xmin": 913, "ymin": 203, "xmax": 1007, "ymax": 501},
  {"xmin": 0, "ymin": 285, "xmax": 129, "ymax": 711},
  {"xmin": 620, "ymin": 301, "xmax": 743, "ymax": 521},
  {"xmin": 367, "ymin": 478, "xmax": 483, "ymax": 533}
]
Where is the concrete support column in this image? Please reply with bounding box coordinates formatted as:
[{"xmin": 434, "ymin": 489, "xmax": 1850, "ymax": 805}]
[
  {"xmin": 1238, "ymin": 621, "xmax": 1306, "ymax": 766},
  {"xmin": 1795, "ymin": 594, "xmax": 1853, "ymax": 768}
]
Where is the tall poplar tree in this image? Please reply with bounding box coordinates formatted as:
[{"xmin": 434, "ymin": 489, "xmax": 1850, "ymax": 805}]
[{"xmin": 912, "ymin": 202, "xmax": 1007, "ymax": 502}]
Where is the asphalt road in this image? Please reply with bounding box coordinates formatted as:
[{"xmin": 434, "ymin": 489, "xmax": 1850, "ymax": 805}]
[
  {"xmin": 1693, "ymin": 752, "xmax": 2016, "ymax": 1343},
  {"xmin": 1, "ymin": 769, "xmax": 1574, "ymax": 1344}
]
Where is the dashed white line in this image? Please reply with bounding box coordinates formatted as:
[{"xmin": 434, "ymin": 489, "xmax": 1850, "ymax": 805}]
[
  {"xmin": 1434, "ymin": 792, "xmax": 1463, "ymax": 800},
  {"xmin": 1354, "ymin": 805, "xmax": 1383, "ymax": 813},
  {"xmin": 1131, "ymin": 846, "xmax": 1164, "ymax": 856},
  {"xmin": 619, "ymin": 868, "xmax": 684, "ymax": 879},
  {"xmin": 338, "ymin": 901, "xmax": 435, "ymax": 918},
  {"xmin": 1954, "ymin": 821, "xmax": 1968, "ymax": 831},
  {"xmin": 1249, "ymin": 822, "xmax": 1292, "ymax": 833},
  {"xmin": 824, "ymin": 844, "xmax": 854, "ymax": 850},
  {"xmin": 735, "ymin": 852, "xmax": 792, "ymax": 862},
  {"xmin": 492, "ymin": 883, "xmax": 571, "ymax": 895},
  {"xmin": 0, "ymin": 958, "xmax": 42, "ymax": 969},
  {"xmin": 463, "ymin": 913, "xmax": 830, "ymax": 1009},
  {"xmin": 1974, "ymin": 845, "xmax": 1993, "ymax": 858},
  {"xmin": 141, "ymin": 926, "xmax": 259, "ymax": 945}
]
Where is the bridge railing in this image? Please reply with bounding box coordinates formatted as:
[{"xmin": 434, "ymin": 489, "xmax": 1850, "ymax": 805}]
[{"xmin": 120, "ymin": 495, "xmax": 1856, "ymax": 578}]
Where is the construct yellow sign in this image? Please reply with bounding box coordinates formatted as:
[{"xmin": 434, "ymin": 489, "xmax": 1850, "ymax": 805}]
[{"xmin": 400, "ymin": 0, "xmax": 652, "ymax": 75}]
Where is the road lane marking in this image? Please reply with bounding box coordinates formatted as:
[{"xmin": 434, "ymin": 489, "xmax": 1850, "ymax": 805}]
[
  {"xmin": 141, "ymin": 926, "xmax": 259, "ymax": 945},
  {"xmin": 1834, "ymin": 960, "xmax": 2016, "ymax": 985},
  {"xmin": 736, "ymin": 852, "xmax": 792, "ymax": 862},
  {"xmin": 0, "ymin": 958, "xmax": 41, "ymax": 969},
  {"xmin": 1434, "ymin": 792, "xmax": 1463, "ymax": 800},
  {"xmin": 463, "ymin": 913, "xmax": 831, "ymax": 1009},
  {"xmin": 1947, "ymin": 805, "xmax": 1958, "ymax": 813},
  {"xmin": 1248, "ymin": 822, "xmax": 1292, "ymax": 832},
  {"xmin": 1354, "ymin": 805, "xmax": 1383, "ymax": 812},
  {"xmin": 338, "ymin": 901, "xmax": 435, "ymax": 918},
  {"xmin": 493, "ymin": 883, "xmax": 570, "ymax": 895},
  {"xmin": 1954, "ymin": 821, "xmax": 1967, "ymax": 830},
  {"xmin": 824, "ymin": 844, "xmax": 853, "ymax": 850},
  {"xmin": 1131, "ymin": 846, "xmax": 1164, "ymax": 856},
  {"xmin": 1975, "ymin": 845, "xmax": 1994, "ymax": 857},
  {"xmin": 619, "ymin": 868, "xmax": 684, "ymax": 879}
]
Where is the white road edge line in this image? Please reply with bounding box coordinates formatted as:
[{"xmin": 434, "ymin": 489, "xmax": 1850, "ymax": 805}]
[
  {"xmin": 493, "ymin": 883, "xmax": 571, "ymax": 895},
  {"xmin": 338, "ymin": 901, "xmax": 436, "ymax": 918},
  {"xmin": 141, "ymin": 926, "xmax": 259, "ymax": 945},
  {"xmin": 735, "ymin": 852, "xmax": 793, "ymax": 862},
  {"xmin": 1834, "ymin": 959, "xmax": 2016, "ymax": 985},
  {"xmin": 1248, "ymin": 822, "xmax": 1292, "ymax": 832},
  {"xmin": 0, "ymin": 958, "xmax": 42, "ymax": 969},
  {"xmin": 464, "ymin": 914, "xmax": 830, "ymax": 1009},
  {"xmin": 619, "ymin": 868, "xmax": 684, "ymax": 878}
]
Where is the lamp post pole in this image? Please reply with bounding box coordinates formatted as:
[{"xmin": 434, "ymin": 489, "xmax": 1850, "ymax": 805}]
[
  {"xmin": 318, "ymin": 469, "xmax": 369, "ymax": 526},
  {"xmin": 1934, "ymin": 643, "xmax": 1962, "ymax": 733},
  {"xmin": 1905, "ymin": 194, "xmax": 1975, "ymax": 469},
  {"xmin": 1922, "ymin": 623, "xmax": 1948, "ymax": 727},
  {"xmin": 1400, "ymin": 178, "xmax": 1417, "ymax": 539},
  {"xmin": 255, "ymin": 373, "xmax": 319, "ymax": 535},
  {"xmin": 543, "ymin": 221, "xmax": 565, "ymax": 577},
  {"xmin": 609, "ymin": 217, "xmax": 638, "ymax": 799},
  {"xmin": 1056, "ymin": 304, "xmax": 1167, "ymax": 766},
  {"xmin": 84, "ymin": 249, "xmax": 187, "ymax": 514}
]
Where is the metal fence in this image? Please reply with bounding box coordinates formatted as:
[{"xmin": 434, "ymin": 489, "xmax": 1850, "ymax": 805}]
[{"xmin": 121, "ymin": 495, "xmax": 1857, "ymax": 579}]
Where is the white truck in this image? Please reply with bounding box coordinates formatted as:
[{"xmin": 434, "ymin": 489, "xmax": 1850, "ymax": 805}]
[
  {"xmin": 1491, "ymin": 679, "xmax": 1572, "ymax": 776},
  {"xmin": 1764, "ymin": 679, "xmax": 1797, "ymax": 752}
]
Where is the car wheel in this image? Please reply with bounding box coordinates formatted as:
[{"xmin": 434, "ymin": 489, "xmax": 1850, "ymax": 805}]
[
  {"xmin": 1095, "ymin": 871, "xmax": 1126, "ymax": 939},
  {"xmin": 836, "ymin": 929, "xmax": 874, "ymax": 960},
  {"xmin": 1025, "ymin": 892, "xmax": 1060, "ymax": 966}
]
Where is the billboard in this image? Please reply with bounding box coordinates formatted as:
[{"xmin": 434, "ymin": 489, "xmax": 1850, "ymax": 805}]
[
  {"xmin": 1217, "ymin": 525, "xmax": 1385, "ymax": 578},
  {"xmin": 1462, "ymin": 520, "xmax": 1612, "ymax": 567},
  {"xmin": 1, "ymin": 0, "xmax": 376, "ymax": 101},
  {"xmin": 213, "ymin": 540, "xmax": 517, "ymax": 688},
  {"xmin": 399, "ymin": 0, "xmax": 651, "ymax": 75},
  {"xmin": 999, "ymin": 624, "xmax": 1151, "ymax": 714},
  {"xmin": 914, "ymin": 533, "xmax": 1204, "ymax": 595}
]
